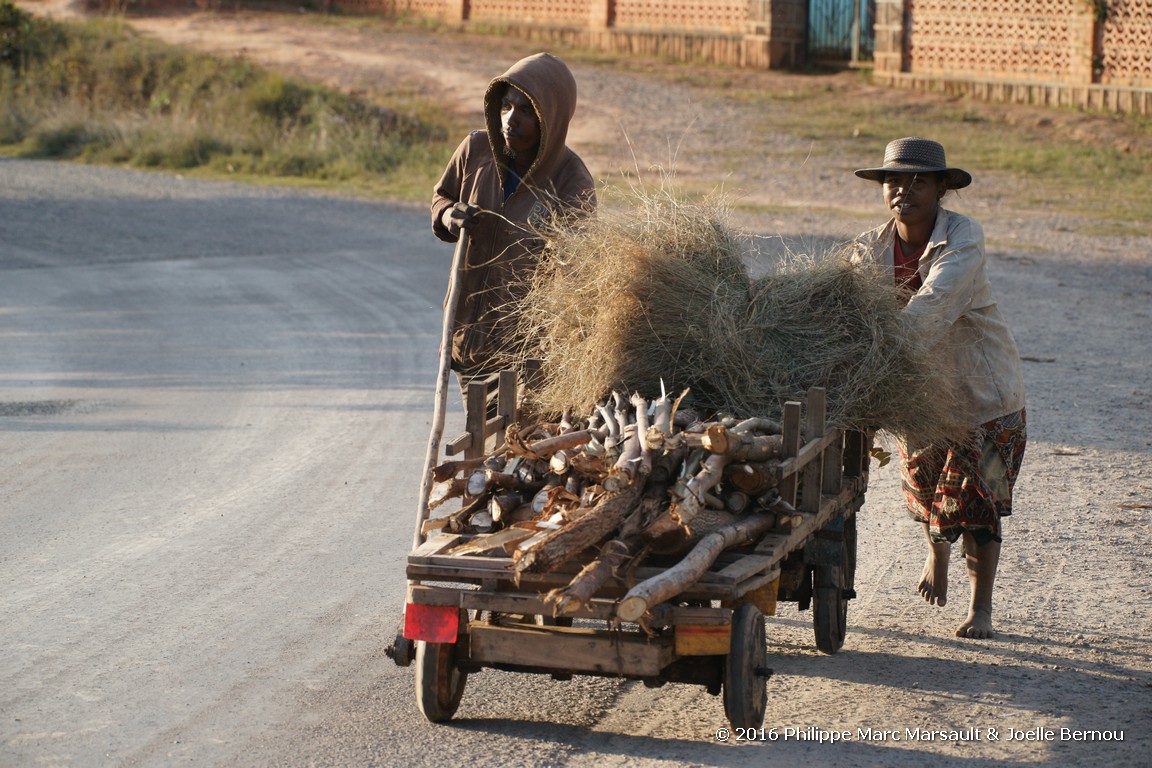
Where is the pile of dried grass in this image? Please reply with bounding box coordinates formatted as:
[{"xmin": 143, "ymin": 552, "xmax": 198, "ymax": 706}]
[
  {"xmin": 739, "ymin": 255, "xmax": 969, "ymax": 443},
  {"xmin": 506, "ymin": 185, "xmax": 969, "ymax": 445}
]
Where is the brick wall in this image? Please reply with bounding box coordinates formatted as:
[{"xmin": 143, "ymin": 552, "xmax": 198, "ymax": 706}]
[
  {"xmin": 906, "ymin": 0, "xmax": 1092, "ymax": 82},
  {"xmin": 468, "ymin": 0, "xmax": 597, "ymax": 26},
  {"xmin": 612, "ymin": 0, "xmax": 751, "ymax": 32},
  {"xmin": 870, "ymin": 0, "xmax": 1151, "ymax": 114},
  {"xmin": 323, "ymin": 0, "xmax": 1149, "ymax": 108},
  {"xmin": 1099, "ymin": 0, "xmax": 1152, "ymax": 87},
  {"xmin": 872, "ymin": 0, "xmax": 1151, "ymax": 88},
  {"xmin": 328, "ymin": 0, "xmax": 808, "ymax": 68}
]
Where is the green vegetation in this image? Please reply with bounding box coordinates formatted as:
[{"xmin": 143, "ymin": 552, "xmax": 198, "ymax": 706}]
[
  {"xmin": 725, "ymin": 78, "xmax": 1152, "ymax": 223},
  {"xmin": 0, "ymin": 1, "xmax": 462, "ymax": 200}
]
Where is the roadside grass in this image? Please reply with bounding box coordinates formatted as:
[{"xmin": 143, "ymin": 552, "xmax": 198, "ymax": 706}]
[
  {"xmin": 0, "ymin": 1, "xmax": 463, "ymax": 201},
  {"xmin": 718, "ymin": 76, "xmax": 1152, "ymax": 224}
]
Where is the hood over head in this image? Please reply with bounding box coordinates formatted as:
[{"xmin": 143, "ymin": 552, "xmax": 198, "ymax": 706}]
[{"xmin": 484, "ymin": 52, "xmax": 578, "ymax": 187}]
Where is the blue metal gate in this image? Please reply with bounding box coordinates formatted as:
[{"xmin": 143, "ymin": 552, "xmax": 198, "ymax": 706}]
[{"xmin": 809, "ymin": 0, "xmax": 875, "ymax": 63}]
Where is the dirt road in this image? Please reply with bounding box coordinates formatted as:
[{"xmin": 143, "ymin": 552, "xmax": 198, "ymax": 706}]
[{"xmin": 4, "ymin": 4, "xmax": 1151, "ymax": 767}]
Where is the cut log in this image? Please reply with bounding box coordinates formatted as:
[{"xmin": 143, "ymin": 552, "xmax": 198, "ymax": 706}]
[
  {"xmin": 428, "ymin": 476, "xmax": 469, "ymax": 510},
  {"xmin": 507, "ymin": 427, "xmax": 608, "ymax": 460},
  {"xmin": 764, "ymin": 494, "xmax": 805, "ymax": 528},
  {"xmin": 724, "ymin": 460, "xmax": 780, "ymax": 495},
  {"xmin": 603, "ymin": 395, "xmax": 651, "ymax": 492},
  {"xmin": 733, "ymin": 417, "xmax": 782, "ymax": 435},
  {"xmin": 602, "ymin": 426, "xmax": 639, "ymax": 493},
  {"xmin": 724, "ymin": 490, "xmax": 751, "ymax": 514},
  {"xmin": 631, "ymin": 393, "xmax": 653, "ymax": 478},
  {"xmin": 489, "ymin": 491, "xmax": 524, "ymax": 523},
  {"xmin": 700, "ymin": 424, "xmax": 784, "ymax": 461},
  {"xmin": 468, "ymin": 468, "xmax": 538, "ymax": 497},
  {"xmin": 544, "ymin": 538, "xmax": 635, "ymax": 615},
  {"xmin": 441, "ymin": 491, "xmax": 491, "ymax": 533},
  {"xmin": 616, "ymin": 512, "xmax": 778, "ymax": 622},
  {"xmin": 596, "ymin": 404, "xmax": 620, "ymax": 450},
  {"xmin": 431, "ymin": 457, "xmax": 486, "ymax": 483},
  {"xmin": 513, "ymin": 479, "xmax": 645, "ymax": 575},
  {"xmin": 667, "ymin": 452, "xmax": 731, "ymax": 529},
  {"xmin": 651, "ymin": 389, "xmax": 673, "ymax": 435}
]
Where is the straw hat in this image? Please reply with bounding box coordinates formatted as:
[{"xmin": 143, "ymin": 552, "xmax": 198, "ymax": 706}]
[{"xmin": 854, "ymin": 137, "xmax": 972, "ymax": 189}]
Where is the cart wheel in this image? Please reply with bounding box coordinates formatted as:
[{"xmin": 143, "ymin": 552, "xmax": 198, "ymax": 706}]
[
  {"xmin": 414, "ymin": 639, "xmax": 468, "ymax": 723},
  {"xmin": 812, "ymin": 516, "xmax": 856, "ymax": 654},
  {"xmin": 723, "ymin": 604, "xmax": 769, "ymax": 729}
]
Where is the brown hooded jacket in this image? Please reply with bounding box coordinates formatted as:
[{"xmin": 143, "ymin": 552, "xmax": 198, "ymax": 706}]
[{"xmin": 431, "ymin": 52, "xmax": 596, "ymax": 375}]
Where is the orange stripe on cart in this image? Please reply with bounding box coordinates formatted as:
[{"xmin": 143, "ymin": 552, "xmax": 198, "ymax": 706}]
[{"xmin": 675, "ymin": 624, "xmax": 731, "ymax": 656}]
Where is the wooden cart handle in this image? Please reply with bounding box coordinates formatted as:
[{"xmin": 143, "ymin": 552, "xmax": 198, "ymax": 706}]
[{"xmin": 413, "ymin": 226, "xmax": 469, "ymax": 550}]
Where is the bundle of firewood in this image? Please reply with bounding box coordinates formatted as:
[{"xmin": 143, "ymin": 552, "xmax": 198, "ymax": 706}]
[{"xmin": 424, "ymin": 387, "xmax": 805, "ymax": 620}]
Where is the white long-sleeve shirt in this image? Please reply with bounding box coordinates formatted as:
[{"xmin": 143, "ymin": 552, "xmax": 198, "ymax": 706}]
[{"xmin": 853, "ymin": 209, "xmax": 1026, "ymax": 428}]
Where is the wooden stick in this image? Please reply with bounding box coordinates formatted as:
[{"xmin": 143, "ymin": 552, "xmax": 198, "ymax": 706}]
[
  {"xmin": 513, "ymin": 479, "xmax": 645, "ymax": 575},
  {"xmin": 428, "ymin": 476, "xmax": 468, "ymax": 510},
  {"xmin": 431, "ymin": 457, "xmax": 486, "ymax": 483},
  {"xmin": 724, "ymin": 460, "xmax": 780, "ymax": 495},
  {"xmin": 544, "ymin": 538, "xmax": 635, "ymax": 615},
  {"xmin": 509, "ymin": 427, "xmax": 608, "ymax": 460},
  {"xmin": 413, "ymin": 228, "xmax": 469, "ymax": 550},
  {"xmin": 604, "ymin": 395, "xmax": 650, "ymax": 492},
  {"xmin": 700, "ymin": 424, "xmax": 784, "ymax": 461},
  {"xmin": 667, "ymin": 452, "xmax": 730, "ymax": 529},
  {"xmin": 616, "ymin": 512, "xmax": 778, "ymax": 622},
  {"xmin": 733, "ymin": 416, "xmax": 782, "ymax": 435}
]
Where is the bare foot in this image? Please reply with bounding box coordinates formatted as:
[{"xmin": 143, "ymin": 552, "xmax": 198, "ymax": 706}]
[
  {"xmin": 956, "ymin": 606, "xmax": 995, "ymax": 638},
  {"xmin": 917, "ymin": 527, "xmax": 950, "ymax": 606},
  {"xmin": 956, "ymin": 534, "xmax": 1001, "ymax": 640}
]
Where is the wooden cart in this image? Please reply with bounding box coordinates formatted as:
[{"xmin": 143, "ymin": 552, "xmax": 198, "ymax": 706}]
[{"xmin": 390, "ymin": 375, "xmax": 870, "ymax": 730}]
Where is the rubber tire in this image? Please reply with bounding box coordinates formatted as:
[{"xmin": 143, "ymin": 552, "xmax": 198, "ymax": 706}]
[
  {"xmin": 723, "ymin": 604, "xmax": 768, "ymax": 729},
  {"xmin": 414, "ymin": 639, "xmax": 468, "ymax": 723},
  {"xmin": 812, "ymin": 516, "xmax": 855, "ymax": 654},
  {"xmin": 812, "ymin": 578, "xmax": 847, "ymax": 654}
]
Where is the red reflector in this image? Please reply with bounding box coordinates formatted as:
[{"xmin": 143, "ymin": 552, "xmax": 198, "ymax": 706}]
[{"xmin": 403, "ymin": 603, "xmax": 459, "ymax": 643}]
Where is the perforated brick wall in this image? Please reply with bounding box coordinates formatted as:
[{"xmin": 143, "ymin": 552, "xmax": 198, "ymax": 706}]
[
  {"xmin": 469, "ymin": 0, "xmax": 596, "ymax": 26},
  {"xmin": 906, "ymin": 0, "xmax": 1092, "ymax": 81},
  {"xmin": 1099, "ymin": 0, "xmax": 1152, "ymax": 86},
  {"xmin": 326, "ymin": 0, "xmax": 805, "ymax": 66},
  {"xmin": 613, "ymin": 0, "xmax": 751, "ymax": 31},
  {"xmin": 322, "ymin": 0, "xmax": 1150, "ymax": 105}
]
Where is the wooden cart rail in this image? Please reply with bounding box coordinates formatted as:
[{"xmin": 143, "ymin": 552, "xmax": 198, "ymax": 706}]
[{"xmin": 407, "ymin": 476, "xmax": 863, "ymax": 607}]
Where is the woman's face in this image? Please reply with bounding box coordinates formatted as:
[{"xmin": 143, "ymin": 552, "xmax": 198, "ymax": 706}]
[{"xmin": 883, "ymin": 172, "xmax": 945, "ymax": 227}]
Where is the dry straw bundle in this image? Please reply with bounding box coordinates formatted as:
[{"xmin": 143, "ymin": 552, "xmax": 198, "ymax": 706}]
[{"xmin": 507, "ymin": 185, "xmax": 968, "ymax": 446}]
